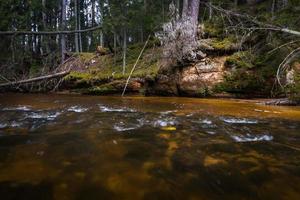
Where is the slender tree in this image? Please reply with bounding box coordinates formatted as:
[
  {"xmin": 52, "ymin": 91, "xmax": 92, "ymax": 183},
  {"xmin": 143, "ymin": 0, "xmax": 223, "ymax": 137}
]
[
  {"xmin": 61, "ymin": 0, "xmax": 67, "ymax": 61},
  {"xmin": 74, "ymin": 0, "xmax": 79, "ymax": 53}
]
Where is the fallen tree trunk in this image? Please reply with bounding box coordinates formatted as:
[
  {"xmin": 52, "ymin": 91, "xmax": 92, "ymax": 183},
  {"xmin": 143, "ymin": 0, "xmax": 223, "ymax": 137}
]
[{"xmin": 0, "ymin": 70, "xmax": 70, "ymax": 88}]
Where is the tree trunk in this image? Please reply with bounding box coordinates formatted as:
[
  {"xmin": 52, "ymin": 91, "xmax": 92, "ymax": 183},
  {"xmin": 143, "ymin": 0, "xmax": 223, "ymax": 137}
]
[
  {"xmin": 78, "ymin": 1, "xmax": 83, "ymax": 52},
  {"xmin": 271, "ymin": 0, "xmax": 276, "ymax": 19},
  {"xmin": 42, "ymin": 0, "xmax": 50, "ymax": 54},
  {"xmin": 61, "ymin": 0, "xmax": 67, "ymax": 61},
  {"xmin": 91, "ymin": 0, "xmax": 95, "ymax": 48},
  {"xmin": 99, "ymin": 0, "xmax": 104, "ymax": 47},
  {"xmin": 114, "ymin": 31, "xmax": 117, "ymax": 65},
  {"xmin": 100, "ymin": 31, "xmax": 104, "ymax": 47},
  {"xmin": 74, "ymin": 0, "xmax": 79, "ymax": 53},
  {"xmin": 180, "ymin": 0, "xmax": 201, "ymax": 61},
  {"xmin": 208, "ymin": 1, "xmax": 212, "ymax": 20},
  {"xmin": 122, "ymin": 28, "xmax": 127, "ymax": 75},
  {"xmin": 160, "ymin": 0, "xmax": 201, "ymax": 63},
  {"xmin": 182, "ymin": 0, "xmax": 200, "ymax": 37}
]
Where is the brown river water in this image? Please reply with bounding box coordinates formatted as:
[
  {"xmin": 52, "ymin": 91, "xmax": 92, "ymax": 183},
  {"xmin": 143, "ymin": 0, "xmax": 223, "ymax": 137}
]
[{"xmin": 0, "ymin": 93, "xmax": 300, "ymax": 200}]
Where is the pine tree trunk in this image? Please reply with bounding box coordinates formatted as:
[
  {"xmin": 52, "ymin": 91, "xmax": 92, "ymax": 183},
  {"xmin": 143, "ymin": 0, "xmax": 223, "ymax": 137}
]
[
  {"xmin": 74, "ymin": 0, "xmax": 79, "ymax": 53},
  {"xmin": 42, "ymin": 0, "xmax": 50, "ymax": 54},
  {"xmin": 91, "ymin": 0, "xmax": 95, "ymax": 48},
  {"xmin": 181, "ymin": 0, "xmax": 201, "ymax": 61},
  {"xmin": 122, "ymin": 28, "xmax": 127, "ymax": 75},
  {"xmin": 161, "ymin": 0, "xmax": 201, "ymax": 63},
  {"xmin": 99, "ymin": 0, "xmax": 104, "ymax": 47},
  {"xmin": 61, "ymin": 0, "xmax": 67, "ymax": 61},
  {"xmin": 114, "ymin": 31, "xmax": 117, "ymax": 65}
]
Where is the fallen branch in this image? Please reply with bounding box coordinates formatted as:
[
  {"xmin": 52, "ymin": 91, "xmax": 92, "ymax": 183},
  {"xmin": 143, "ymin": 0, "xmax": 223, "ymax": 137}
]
[
  {"xmin": 0, "ymin": 70, "xmax": 70, "ymax": 88},
  {"xmin": 122, "ymin": 35, "xmax": 151, "ymax": 97},
  {"xmin": 0, "ymin": 25, "xmax": 102, "ymax": 36}
]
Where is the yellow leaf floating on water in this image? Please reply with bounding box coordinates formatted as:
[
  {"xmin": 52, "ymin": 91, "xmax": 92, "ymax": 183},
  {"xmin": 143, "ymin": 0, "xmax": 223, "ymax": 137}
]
[
  {"xmin": 74, "ymin": 172, "xmax": 86, "ymax": 179},
  {"xmin": 161, "ymin": 126, "xmax": 176, "ymax": 131}
]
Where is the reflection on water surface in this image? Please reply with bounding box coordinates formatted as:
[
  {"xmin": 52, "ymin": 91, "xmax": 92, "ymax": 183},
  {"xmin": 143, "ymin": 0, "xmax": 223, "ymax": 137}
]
[{"xmin": 0, "ymin": 93, "xmax": 300, "ymax": 200}]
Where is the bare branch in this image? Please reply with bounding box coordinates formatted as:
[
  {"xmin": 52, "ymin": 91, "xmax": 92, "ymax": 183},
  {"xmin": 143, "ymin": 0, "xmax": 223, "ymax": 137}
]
[
  {"xmin": 276, "ymin": 47, "xmax": 300, "ymax": 88},
  {"xmin": 205, "ymin": 3, "xmax": 300, "ymax": 37}
]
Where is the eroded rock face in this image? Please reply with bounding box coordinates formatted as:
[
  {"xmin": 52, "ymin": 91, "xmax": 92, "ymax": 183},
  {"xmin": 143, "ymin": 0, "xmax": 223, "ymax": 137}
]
[
  {"xmin": 178, "ymin": 57, "xmax": 226, "ymax": 96},
  {"xmin": 146, "ymin": 57, "xmax": 227, "ymax": 97}
]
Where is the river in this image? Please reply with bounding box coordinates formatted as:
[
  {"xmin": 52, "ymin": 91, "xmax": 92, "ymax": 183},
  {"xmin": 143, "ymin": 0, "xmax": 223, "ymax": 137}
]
[{"xmin": 0, "ymin": 93, "xmax": 300, "ymax": 200}]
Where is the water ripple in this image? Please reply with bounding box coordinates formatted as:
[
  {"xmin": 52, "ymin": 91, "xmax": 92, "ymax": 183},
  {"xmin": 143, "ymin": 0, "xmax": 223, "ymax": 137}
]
[
  {"xmin": 67, "ymin": 106, "xmax": 88, "ymax": 113},
  {"xmin": 231, "ymin": 134, "xmax": 273, "ymax": 143},
  {"xmin": 98, "ymin": 105, "xmax": 135, "ymax": 113},
  {"xmin": 221, "ymin": 117, "xmax": 258, "ymax": 124}
]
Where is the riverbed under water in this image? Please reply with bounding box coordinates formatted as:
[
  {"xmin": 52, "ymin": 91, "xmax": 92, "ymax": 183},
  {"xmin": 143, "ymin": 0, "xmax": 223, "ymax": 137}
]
[{"xmin": 0, "ymin": 93, "xmax": 300, "ymax": 200}]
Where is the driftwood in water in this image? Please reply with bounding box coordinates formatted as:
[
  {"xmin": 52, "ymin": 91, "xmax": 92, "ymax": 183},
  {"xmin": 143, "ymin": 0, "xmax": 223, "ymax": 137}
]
[
  {"xmin": 265, "ymin": 98, "xmax": 299, "ymax": 106},
  {"xmin": 0, "ymin": 70, "xmax": 70, "ymax": 88}
]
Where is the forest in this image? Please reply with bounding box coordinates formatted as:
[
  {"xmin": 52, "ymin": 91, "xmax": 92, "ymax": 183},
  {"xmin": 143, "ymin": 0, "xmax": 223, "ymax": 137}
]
[
  {"xmin": 1, "ymin": 1, "xmax": 300, "ymax": 200},
  {"xmin": 0, "ymin": 0, "xmax": 299, "ymax": 104},
  {"xmin": 0, "ymin": 0, "xmax": 299, "ymax": 101}
]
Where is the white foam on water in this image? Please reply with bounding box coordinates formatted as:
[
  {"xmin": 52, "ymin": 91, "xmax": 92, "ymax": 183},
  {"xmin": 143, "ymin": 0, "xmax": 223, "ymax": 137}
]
[
  {"xmin": 231, "ymin": 134, "xmax": 273, "ymax": 143},
  {"xmin": 67, "ymin": 106, "xmax": 88, "ymax": 113},
  {"xmin": 0, "ymin": 121, "xmax": 22, "ymax": 128},
  {"xmin": 10, "ymin": 121, "xmax": 22, "ymax": 128},
  {"xmin": 201, "ymin": 119, "xmax": 213, "ymax": 125},
  {"xmin": 206, "ymin": 131, "xmax": 216, "ymax": 135},
  {"xmin": 221, "ymin": 117, "xmax": 258, "ymax": 124},
  {"xmin": 113, "ymin": 125, "xmax": 137, "ymax": 132},
  {"xmin": 113, "ymin": 121, "xmax": 142, "ymax": 132},
  {"xmin": 160, "ymin": 110, "xmax": 177, "ymax": 115},
  {"xmin": 0, "ymin": 123, "xmax": 7, "ymax": 129},
  {"xmin": 3, "ymin": 105, "xmax": 31, "ymax": 111},
  {"xmin": 26, "ymin": 111, "xmax": 62, "ymax": 120},
  {"xmin": 98, "ymin": 105, "xmax": 135, "ymax": 113},
  {"xmin": 154, "ymin": 118, "xmax": 177, "ymax": 127}
]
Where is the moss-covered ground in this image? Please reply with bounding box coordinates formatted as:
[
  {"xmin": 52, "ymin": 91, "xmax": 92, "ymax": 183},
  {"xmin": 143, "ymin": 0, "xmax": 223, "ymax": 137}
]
[{"xmin": 63, "ymin": 41, "xmax": 161, "ymax": 95}]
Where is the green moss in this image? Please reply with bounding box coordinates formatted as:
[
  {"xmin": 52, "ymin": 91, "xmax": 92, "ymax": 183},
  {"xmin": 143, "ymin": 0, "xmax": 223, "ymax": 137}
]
[
  {"xmin": 197, "ymin": 87, "xmax": 211, "ymax": 97},
  {"xmin": 77, "ymin": 53, "xmax": 95, "ymax": 64},
  {"xmin": 211, "ymin": 37, "xmax": 237, "ymax": 51},
  {"xmin": 65, "ymin": 72, "xmax": 93, "ymax": 81},
  {"xmin": 85, "ymin": 43, "xmax": 160, "ymax": 80},
  {"xmin": 225, "ymin": 51, "xmax": 254, "ymax": 69},
  {"xmin": 214, "ymin": 69, "xmax": 267, "ymax": 95},
  {"xmin": 63, "ymin": 40, "xmax": 161, "ymax": 94},
  {"xmin": 203, "ymin": 21, "xmax": 224, "ymax": 38},
  {"xmin": 29, "ymin": 63, "xmax": 41, "ymax": 77}
]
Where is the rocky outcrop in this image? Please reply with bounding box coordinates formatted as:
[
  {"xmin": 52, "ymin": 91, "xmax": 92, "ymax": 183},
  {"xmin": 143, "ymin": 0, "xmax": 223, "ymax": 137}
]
[
  {"xmin": 145, "ymin": 57, "xmax": 227, "ymax": 97},
  {"xmin": 178, "ymin": 57, "xmax": 226, "ymax": 96}
]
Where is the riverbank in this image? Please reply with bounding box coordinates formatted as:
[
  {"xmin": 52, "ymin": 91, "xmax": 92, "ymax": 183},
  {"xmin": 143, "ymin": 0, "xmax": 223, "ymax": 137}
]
[{"xmin": 54, "ymin": 49, "xmax": 298, "ymax": 106}]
